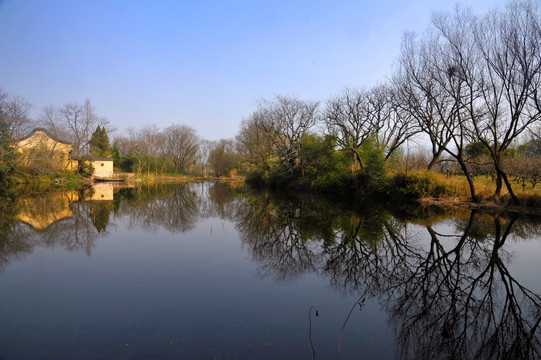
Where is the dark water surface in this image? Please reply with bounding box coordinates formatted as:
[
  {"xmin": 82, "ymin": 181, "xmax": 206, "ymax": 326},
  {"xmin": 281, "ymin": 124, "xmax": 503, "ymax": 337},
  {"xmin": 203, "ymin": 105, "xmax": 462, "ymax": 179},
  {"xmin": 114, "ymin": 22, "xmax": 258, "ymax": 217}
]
[{"xmin": 0, "ymin": 182, "xmax": 540, "ymax": 359}]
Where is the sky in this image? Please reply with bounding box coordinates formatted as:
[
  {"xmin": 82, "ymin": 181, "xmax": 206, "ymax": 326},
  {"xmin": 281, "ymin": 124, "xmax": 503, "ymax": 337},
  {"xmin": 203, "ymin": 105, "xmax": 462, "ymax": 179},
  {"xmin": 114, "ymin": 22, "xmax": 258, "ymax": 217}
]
[{"xmin": 0, "ymin": 0, "xmax": 508, "ymax": 141}]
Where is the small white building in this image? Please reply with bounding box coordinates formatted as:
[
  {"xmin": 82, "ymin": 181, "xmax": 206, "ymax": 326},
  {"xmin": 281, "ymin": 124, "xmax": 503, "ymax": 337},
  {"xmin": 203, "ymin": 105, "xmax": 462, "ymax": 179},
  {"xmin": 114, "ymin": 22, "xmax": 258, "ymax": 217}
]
[{"xmin": 90, "ymin": 158, "xmax": 114, "ymax": 178}]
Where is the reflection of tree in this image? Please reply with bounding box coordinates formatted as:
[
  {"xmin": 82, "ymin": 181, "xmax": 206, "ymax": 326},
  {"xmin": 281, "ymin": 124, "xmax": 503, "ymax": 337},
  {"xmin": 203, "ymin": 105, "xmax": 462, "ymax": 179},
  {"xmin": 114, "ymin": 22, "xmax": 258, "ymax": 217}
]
[
  {"xmin": 0, "ymin": 195, "xmax": 33, "ymax": 271},
  {"xmin": 386, "ymin": 212, "xmax": 541, "ymax": 360},
  {"xmin": 2, "ymin": 183, "xmax": 541, "ymax": 359},
  {"xmin": 205, "ymin": 182, "xmax": 241, "ymax": 220},
  {"xmin": 232, "ymin": 189, "xmax": 541, "ymax": 359},
  {"xmin": 323, "ymin": 211, "xmax": 421, "ymax": 296},
  {"xmin": 118, "ymin": 183, "xmax": 199, "ymax": 233},
  {"xmin": 0, "ymin": 191, "xmax": 103, "ymax": 269},
  {"xmin": 234, "ymin": 191, "xmax": 333, "ymax": 282},
  {"xmin": 90, "ymin": 202, "xmax": 113, "ymax": 232},
  {"xmin": 64, "ymin": 201, "xmax": 100, "ymax": 255},
  {"xmin": 1, "ymin": 183, "xmax": 208, "ymax": 269}
]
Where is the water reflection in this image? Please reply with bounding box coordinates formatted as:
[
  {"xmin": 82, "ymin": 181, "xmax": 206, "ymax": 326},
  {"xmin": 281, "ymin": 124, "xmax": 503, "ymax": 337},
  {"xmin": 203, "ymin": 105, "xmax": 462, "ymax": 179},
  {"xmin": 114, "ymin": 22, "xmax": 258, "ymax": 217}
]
[
  {"xmin": 232, "ymin": 190, "xmax": 541, "ymax": 359},
  {"xmin": 1, "ymin": 182, "xmax": 540, "ymax": 359},
  {"xmin": 388, "ymin": 212, "xmax": 541, "ymax": 359},
  {"xmin": 116, "ymin": 183, "xmax": 199, "ymax": 233}
]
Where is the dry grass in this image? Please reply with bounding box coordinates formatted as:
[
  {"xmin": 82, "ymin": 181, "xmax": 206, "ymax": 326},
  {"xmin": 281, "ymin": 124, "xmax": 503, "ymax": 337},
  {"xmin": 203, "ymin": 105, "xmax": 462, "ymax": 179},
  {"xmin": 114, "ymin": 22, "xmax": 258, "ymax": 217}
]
[{"xmin": 414, "ymin": 171, "xmax": 541, "ymax": 209}]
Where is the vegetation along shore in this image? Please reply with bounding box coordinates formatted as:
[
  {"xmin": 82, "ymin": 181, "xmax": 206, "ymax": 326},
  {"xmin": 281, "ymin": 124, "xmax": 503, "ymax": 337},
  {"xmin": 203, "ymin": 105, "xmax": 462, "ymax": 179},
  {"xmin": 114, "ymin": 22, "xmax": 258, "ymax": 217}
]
[{"xmin": 1, "ymin": 0, "xmax": 541, "ymax": 212}]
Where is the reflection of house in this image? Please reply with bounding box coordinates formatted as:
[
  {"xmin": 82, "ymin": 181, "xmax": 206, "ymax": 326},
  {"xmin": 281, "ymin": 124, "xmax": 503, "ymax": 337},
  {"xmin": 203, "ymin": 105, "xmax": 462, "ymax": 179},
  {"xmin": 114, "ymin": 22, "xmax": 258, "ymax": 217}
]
[
  {"xmin": 16, "ymin": 191, "xmax": 79, "ymax": 231},
  {"xmin": 16, "ymin": 184, "xmax": 116, "ymax": 231},
  {"xmin": 15, "ymin": 128, "xmax": 78, "ymax": 171},
  {"xmin": 84, "ymin": 183, "xmax": 114, "ymax": 201}
]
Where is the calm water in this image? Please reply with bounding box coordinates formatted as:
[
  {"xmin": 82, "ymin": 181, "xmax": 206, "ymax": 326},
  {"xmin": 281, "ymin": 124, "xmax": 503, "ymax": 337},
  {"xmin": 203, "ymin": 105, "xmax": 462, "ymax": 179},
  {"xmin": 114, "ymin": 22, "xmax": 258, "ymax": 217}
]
[{"xmin": 0, "ymin": 182, "xmax": 540, "ymax": 359}]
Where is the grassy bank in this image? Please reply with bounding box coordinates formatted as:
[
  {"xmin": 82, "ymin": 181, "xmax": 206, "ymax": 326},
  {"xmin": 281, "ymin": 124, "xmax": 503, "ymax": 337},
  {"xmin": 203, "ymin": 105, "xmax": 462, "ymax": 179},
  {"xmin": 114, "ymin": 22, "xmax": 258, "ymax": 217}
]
[
  {"xmin": 247, "ymin": 167, "xmax": 541, "ymax": 214},
  {"xmin": 395, "ymin": 170, "xmax": 541, "ymax": 214},
  {"xmin": 11, "ymin": 171, "xmax": 86, "ymax": 189}
]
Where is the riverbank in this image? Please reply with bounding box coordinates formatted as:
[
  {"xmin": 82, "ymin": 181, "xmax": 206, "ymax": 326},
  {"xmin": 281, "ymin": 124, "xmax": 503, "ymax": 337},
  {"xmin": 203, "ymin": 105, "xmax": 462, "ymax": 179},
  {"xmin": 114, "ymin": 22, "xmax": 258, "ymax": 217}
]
[
  {"xmin": 9, "ymin": 170, "xmax": 541, "ymax": 215},
  {"xmin": 247, "ymin": 169, "xmax": 541, "ymax": 215},
  {"xmin": 420, "ymin": 196, "xmax": 541, "ymax": 216},
  {"xmin": 409, "ymin": 171, "xmax": 541, "ymax": 215},
  {"xmin": 131, "ymin": 173, "xmax": 245, "ymax": 184}
]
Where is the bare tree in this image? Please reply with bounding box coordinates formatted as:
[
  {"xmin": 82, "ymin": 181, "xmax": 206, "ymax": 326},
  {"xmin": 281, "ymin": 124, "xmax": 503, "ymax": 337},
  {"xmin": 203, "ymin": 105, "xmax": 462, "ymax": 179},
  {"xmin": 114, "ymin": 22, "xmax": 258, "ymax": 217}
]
[
  {"xmin": 324, "ymin": 87, "xmax": 373, "ymax": 170},
  {"xmin": 37, "ymin": 104, "xmax": 71, "ymax": 141},
  {"xmin": 197, "ymin": 139, "xmax": 214, "ymax": 176},
  {"xmin": 471, "ymin": 0, "xmax": 541, "ymax": 203},
  {"xmin": 208, "ymin": 138, "xmax": 239, "ymax": 177},
  {"xmin": 0, "ymin": 88, "xmax": 33, "ymax": 139},
  {"xmin": 394, "ymin": 31, "xmax": 456, "ymax": 170},
  {"xmin": 140, "ymin": 125, "xmax": 165, "ymax": 175},
  {"xmin": 163, "ymin": 124, "xmax": 200, "ymax": 174},
  {"xmin": 124, "ymin": 127, "xmax": 148, "ymax": 174},
  {"xmin": 256, "ymin": 95, "xmax": 319, "ymax": 174},
  {"xmin": 58, "ymin": 99, "xmax": 108, "ymax": 157},
  {"xmin": 236, "ymin": 110, "xmax": 277, "ymax": 174},
  {"xmin": 365, "ymin": 83, "xmax": 419, "ymax": 160},
  {"xmin": 424, "ymin": 6, "xmax": 484, "ymax": 202},
  {"xmin": 325, "ymin": 84, "xmax": 418, "ymax": 172}
]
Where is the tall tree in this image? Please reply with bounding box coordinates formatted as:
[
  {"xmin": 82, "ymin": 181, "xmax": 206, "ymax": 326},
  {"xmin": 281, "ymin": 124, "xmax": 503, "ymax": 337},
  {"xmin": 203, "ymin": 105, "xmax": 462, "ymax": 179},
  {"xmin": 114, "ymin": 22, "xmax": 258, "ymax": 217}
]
[
  {"xmin": 236, "ymin": 110, "xmax": 277, "ymax": 174},
  {"xmin": 324, "ymin": 87, "xmax": 373, "ymax": 170},
  {"xmin": 365, "ymin": 84, "xmax": 419, "ymax": 161},
  {"xmin": 209, "ymin": 139, "xmax": 239, "ymax": 177},
  {"xmin": 163, "ymin": 124, "xmax": 200, "ymax": 174},
  {"xmin": 0, "ymin": 88, "xmax": 33, "ymax": 139},
  {"xmin": 394, "ymin": 32, "xmax": 456, "ymax": 170},
  {"xmin": 256, "ymin": 95, "xmax": 319, "ymax": 175},
  {"xmin": 471, "ymin": 0, "xmax": 541, "ymax": 202},
  {"xmin": 59, "ymin": 99, "xmax": 109, "ymax": 157},
  {"xmin": 89, "ymin": 126, "xmax": 112, "ymax": 158}
]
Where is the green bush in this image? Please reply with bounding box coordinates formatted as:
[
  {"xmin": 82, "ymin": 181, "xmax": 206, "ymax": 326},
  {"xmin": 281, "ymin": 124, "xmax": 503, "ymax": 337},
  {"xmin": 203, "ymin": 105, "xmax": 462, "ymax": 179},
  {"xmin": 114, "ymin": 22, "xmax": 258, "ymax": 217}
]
[{"xmin": 80, "ymin": 160, "xmax": 95, "ymax": 177}]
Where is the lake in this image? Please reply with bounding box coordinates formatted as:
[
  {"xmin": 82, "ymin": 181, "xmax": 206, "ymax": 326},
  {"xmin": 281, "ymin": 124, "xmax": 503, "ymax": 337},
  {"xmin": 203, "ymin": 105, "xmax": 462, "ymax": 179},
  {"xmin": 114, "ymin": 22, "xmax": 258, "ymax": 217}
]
[{"xmin": 0, "ymin": 182, "xmax": 540, "ymax": 359}]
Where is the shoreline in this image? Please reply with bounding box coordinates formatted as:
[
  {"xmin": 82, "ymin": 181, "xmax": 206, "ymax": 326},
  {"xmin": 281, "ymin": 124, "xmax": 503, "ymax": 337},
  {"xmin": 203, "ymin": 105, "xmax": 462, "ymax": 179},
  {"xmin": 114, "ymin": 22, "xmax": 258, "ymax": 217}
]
[
  {"xmin": 9, "ymin": 173, "xmax": 541, "ymax": 215},
  {"xmin": 420, "ymin": 196, "xmax": 541, "ymax": 216}
]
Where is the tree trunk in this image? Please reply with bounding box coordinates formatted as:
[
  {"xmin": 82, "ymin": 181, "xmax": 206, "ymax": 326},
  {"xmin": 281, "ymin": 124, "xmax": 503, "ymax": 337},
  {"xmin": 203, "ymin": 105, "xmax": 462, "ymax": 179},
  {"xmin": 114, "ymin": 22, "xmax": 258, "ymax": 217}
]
[
  {"xmin": 457, "ymin": 156, "xmax": 478, "ymax": 203},
  {"xmin": 494, "ymin": 172, "xmax": 503, "ymax": 198},
  {"xmin": 501, "ymin": 170, "xmax": 519, "ymax": 205},
  {"xmin": 427, "ymin": 147, "xmax": 444, "ymax": 170},
  {"xmin": 493, "ymin": 152, "xmax": 519, "ymax": 205},
  {"xmin": 353, "ymin": 149, "xmax": 364, "ymax": 170}
]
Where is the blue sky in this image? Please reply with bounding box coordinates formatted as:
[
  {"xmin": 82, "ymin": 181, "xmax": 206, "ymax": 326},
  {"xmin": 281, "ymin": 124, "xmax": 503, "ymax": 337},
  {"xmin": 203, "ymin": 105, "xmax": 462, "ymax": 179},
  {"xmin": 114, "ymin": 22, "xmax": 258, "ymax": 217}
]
[{"xmin": 0, "ymin": 0, "xmax": 507, "ymax": 141}]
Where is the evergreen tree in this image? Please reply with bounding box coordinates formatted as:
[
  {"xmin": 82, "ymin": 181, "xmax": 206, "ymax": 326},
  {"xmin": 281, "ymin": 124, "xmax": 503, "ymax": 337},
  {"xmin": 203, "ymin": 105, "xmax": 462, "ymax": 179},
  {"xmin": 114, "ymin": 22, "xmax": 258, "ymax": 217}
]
[{"xmin": 89, "ymin": 126, "xmax": 112, "ymax": 157}]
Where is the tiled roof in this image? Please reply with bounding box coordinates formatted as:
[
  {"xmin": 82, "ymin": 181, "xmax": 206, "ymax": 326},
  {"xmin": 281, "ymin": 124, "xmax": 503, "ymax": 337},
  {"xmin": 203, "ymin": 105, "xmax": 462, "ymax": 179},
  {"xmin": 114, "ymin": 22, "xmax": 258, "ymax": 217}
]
[{"xmin": 17, "ymin": 128, "xmax": 72, "ymax": 145}]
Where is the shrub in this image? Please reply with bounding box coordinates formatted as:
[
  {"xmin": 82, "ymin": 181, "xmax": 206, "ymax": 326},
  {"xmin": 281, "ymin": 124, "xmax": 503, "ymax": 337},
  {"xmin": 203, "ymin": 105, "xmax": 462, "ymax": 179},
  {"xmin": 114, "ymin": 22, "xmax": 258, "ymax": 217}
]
[{"xmin": 390, "ymin": 170, "xmax": 457, "ymax": 200}]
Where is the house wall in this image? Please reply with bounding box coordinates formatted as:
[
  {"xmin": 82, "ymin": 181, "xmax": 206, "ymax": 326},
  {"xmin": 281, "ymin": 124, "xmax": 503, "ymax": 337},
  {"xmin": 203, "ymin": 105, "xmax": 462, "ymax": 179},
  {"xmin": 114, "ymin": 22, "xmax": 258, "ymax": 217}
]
[
  {"xmin": 15, "ymin": 129, "xmax": 116, "ymax": 177},
  {"xmin": 91, "ymin": 159, "xmax": 114, "ymax": 177},
  {"xmin": 16, "ymin": 130, "xmax": 73, "ymax": 171}
]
